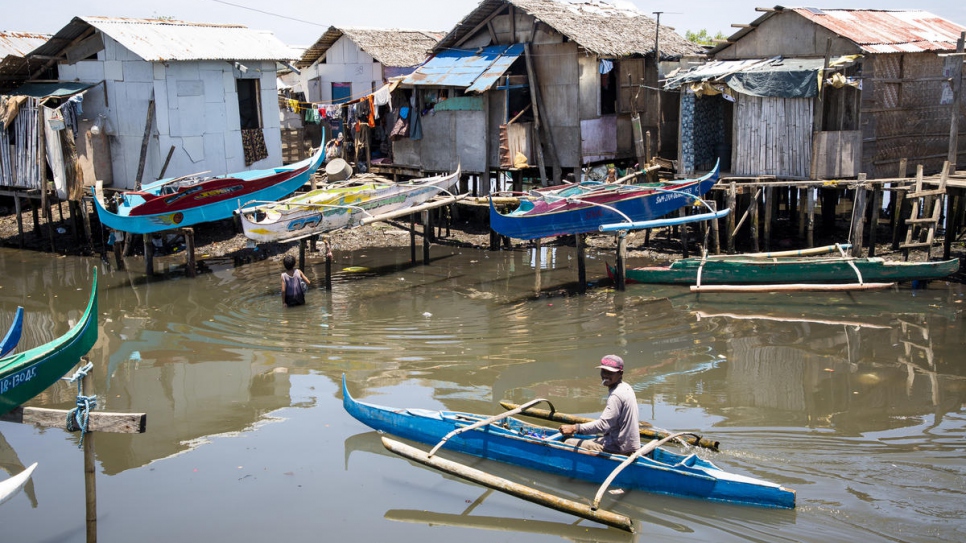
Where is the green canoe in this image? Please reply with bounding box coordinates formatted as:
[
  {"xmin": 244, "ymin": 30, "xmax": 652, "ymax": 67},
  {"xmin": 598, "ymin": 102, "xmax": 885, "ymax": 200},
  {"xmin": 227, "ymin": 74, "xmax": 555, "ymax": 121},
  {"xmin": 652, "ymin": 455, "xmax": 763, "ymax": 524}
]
[
  {"xmin": 615, "ymin": 256, "xmax": 960, "ymax": 285},
  {"xmin": 0, "ymin": 268, "xmax": 98, "ymax": 415}
]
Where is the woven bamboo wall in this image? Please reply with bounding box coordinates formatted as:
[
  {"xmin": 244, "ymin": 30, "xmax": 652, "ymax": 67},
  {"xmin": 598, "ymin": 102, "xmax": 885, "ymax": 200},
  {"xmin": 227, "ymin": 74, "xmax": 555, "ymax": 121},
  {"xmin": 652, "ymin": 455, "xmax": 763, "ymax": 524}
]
[{"xmin": 733, "ymin": 95, "xmax": 813, "ymax": 177}]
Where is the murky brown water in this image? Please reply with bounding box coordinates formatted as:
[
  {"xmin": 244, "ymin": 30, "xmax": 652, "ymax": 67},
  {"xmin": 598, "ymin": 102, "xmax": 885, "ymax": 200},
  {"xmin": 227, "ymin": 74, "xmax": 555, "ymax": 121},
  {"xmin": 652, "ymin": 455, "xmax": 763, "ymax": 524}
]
[{"xmin": 1, "ymin": 244, "xmax": 964, "ymax": 542}]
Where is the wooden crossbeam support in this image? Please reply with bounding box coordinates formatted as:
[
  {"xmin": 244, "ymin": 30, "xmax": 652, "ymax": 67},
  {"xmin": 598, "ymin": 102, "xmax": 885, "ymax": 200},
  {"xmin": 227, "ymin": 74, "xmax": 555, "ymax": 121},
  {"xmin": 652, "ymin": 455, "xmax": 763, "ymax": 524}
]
[{"xmin": 1, "ymin": 406, "xmax": 146, "ymax": 434}]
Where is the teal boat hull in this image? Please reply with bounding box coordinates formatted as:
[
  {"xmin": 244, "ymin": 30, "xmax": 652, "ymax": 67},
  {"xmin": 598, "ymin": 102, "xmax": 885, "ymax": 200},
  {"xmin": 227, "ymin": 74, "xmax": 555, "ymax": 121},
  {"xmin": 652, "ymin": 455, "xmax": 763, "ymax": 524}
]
[
  {"xmin": 618, "ymin": 257, "xmax": 960, "ymax": 285},
  {"xmin": 342, "ymin": 375, "xmax": 795, "ymax": 508},
  {"xmin": 0, "ymin": 269, "xmax": 98, "ymax": 414}
]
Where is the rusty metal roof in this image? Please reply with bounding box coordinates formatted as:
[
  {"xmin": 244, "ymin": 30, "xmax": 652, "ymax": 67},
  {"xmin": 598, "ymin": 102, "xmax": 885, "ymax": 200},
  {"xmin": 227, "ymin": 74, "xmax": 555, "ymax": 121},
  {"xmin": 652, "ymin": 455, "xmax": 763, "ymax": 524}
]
[
  {"xmin": 792, "ymin": 8, "xmax": 966, "ymax": 53},
  {"xmin": 400, "ymin": 44, "xmax": 524, "ymax": 92},
  {"xmin": 29, "ymin": 16, "xmax": 296, "ymax": 63},
  {"xmin": 712, "ymin": 7, "xmax": 966, "ymax": 56},
  {"xmin": 0, "ymin": 31, "xmax": 51, "ymax": 57}
]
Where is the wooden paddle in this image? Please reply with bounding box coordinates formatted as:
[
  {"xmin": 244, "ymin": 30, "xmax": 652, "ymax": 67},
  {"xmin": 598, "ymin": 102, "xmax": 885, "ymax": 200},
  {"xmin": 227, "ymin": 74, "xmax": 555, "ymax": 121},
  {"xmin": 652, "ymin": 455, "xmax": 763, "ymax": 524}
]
[{"xmin": 499, "ymin": 401, "xmax": 720, "ymax": 451}]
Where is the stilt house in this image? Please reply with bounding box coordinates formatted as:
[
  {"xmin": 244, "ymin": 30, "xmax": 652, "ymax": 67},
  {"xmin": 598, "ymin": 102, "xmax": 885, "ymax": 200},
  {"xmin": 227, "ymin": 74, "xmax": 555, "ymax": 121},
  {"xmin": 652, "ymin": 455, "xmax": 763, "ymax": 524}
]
[
  {"xmin": 666, "ymin": 7, "xmax": 966, "ymax": 179},
  {"xmin": 14, "ymin": 16, "xmax": 297, "ymax": 193},
  {"xmin": 293, "ymin": 27, "xmax": 442, "ymax": 155},
  {"xmin": 388, "ymin": 0, "xmax": 704, "ymax": 188}
]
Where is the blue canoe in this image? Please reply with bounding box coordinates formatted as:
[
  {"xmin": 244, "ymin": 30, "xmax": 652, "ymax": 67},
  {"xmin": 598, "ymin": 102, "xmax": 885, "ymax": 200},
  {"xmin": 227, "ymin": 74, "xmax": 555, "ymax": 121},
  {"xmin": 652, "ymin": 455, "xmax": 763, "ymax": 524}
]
[
  {"xmin": 0, "ymin": 307, "xmax": 24, "ymax": 358},
  {"xmin": 92, "ymin": 146, "xmax": 325, "ymax": 234},
  {"xmin": 489, "ymin": 162, "xmax": 720, "ymax": 240},
  {"xmin": 342, "ymin": 375, "xmax": 795, "ymax": 508}
]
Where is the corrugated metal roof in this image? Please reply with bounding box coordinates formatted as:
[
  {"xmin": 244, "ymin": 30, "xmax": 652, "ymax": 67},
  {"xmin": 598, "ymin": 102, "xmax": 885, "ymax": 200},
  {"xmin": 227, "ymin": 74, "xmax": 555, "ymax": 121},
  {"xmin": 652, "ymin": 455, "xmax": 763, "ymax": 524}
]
[
  {"xmin": 0, "ymin": 31, "xmax": 51, "ymax": 57},
  {"xmin": 29, "ymin": 16, "xmax": 295, "ymax": 63},
  {"xmin": 401, "ymin": 44, "xmax": 524, "ymax": 92},
  {"xmin": 791, "ymin": 9, "xmax": 966, "ymax": 53},
  {"xmin": 712, "ymin": 7, "xmax": 966, "ymax": 56}
]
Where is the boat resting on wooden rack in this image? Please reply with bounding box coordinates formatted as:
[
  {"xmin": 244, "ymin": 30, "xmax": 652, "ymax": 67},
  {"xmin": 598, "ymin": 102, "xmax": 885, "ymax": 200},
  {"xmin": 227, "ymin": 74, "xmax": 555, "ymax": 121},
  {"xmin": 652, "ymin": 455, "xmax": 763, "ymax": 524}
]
[
  {"xmin": 342, "ymin": 375, "xmax": 795, "ymax": 509},
  {"xmin": 1, "ymin": 307, "xmax": 24, "ymax": 358},
  {"xmin": 489, "ymin": 161, "xmax": 720, "ymax": 240},
  {"xmin": 92, "ymin": 146, "xmax": 325, "ymax": 234},
  {"xmin": 0, "ymin": 269, "xmax": 98, "ymax": 415},
  {"xmin": 238, "ymin": 166, "xmax": 460, "ymax": 243},
  {"xmin": 609, "ymin": 249, "xmax": 959, "ymax": 292},
  {"xmin": 0, "ymin": 462, "xmax": 36, "ymax": 506}
]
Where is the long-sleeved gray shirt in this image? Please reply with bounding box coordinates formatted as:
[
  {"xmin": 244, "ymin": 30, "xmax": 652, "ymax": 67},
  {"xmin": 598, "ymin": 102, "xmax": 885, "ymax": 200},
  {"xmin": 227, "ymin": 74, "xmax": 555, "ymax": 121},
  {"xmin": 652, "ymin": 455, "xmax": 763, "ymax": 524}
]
[{"xmin": 575, "ymin": 381, "xmax": 641, "ymax": 454}]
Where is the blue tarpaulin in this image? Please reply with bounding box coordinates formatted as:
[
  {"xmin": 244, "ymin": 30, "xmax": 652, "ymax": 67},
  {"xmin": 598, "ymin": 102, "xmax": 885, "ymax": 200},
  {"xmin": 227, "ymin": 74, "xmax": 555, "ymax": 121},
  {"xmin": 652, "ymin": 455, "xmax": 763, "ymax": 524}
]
[{"xmin": 402, "ymin": 44, "xmax": 524, "ymax": 93}]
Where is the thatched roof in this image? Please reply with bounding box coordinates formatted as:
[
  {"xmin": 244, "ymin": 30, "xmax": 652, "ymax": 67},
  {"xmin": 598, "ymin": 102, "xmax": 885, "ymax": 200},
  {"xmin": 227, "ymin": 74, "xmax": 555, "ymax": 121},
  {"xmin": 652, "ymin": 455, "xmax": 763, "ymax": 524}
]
[
  {"xmin": 437, "ymin": 0, "xmax": 705, "ymax": 59},
  {"xmin": 297, "ymin": 27, "xmax": 443, "ymax": 69}
]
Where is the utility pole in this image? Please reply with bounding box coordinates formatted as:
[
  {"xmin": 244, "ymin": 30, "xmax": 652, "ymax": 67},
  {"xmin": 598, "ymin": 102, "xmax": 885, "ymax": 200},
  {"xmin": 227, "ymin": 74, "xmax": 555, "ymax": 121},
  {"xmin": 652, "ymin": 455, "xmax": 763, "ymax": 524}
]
[{"xmin": 653, "ymin": 12, "xmax": 662, "ymax": 159}]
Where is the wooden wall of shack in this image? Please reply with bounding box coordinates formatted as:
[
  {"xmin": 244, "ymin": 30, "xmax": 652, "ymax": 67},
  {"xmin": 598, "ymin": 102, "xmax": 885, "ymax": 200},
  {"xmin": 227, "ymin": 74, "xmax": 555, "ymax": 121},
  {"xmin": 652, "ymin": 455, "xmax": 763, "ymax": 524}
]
[{"xmin": 713, "ymin": 11, "xmax": 966, "ymax": 180}]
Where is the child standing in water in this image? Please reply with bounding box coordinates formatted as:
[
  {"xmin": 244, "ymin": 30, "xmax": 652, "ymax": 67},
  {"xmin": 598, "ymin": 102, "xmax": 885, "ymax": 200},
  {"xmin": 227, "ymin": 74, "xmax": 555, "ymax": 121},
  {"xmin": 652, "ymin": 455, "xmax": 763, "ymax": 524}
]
[{"xmin": 281, "ymin": 255, "xmax": 310, "ymax": 307}]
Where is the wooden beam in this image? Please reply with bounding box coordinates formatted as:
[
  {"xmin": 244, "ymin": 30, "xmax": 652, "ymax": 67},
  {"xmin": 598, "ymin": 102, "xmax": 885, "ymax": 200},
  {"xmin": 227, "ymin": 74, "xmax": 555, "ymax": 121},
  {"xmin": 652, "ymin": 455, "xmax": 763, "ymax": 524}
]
[
  {"xmin": 455, "ymin": 5, "xmax": 508, "ymax": 48},
  {"xmin": 1, "ymin": 407, "xmax": 146, "ymax": 434}
]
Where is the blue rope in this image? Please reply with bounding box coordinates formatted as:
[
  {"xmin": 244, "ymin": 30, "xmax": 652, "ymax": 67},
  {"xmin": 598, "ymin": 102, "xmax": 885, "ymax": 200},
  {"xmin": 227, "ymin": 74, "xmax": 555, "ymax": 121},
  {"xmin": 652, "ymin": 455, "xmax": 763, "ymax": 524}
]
[{"xmin": 64, "ymin": 362, "xmax": 97, "ymax": 448}]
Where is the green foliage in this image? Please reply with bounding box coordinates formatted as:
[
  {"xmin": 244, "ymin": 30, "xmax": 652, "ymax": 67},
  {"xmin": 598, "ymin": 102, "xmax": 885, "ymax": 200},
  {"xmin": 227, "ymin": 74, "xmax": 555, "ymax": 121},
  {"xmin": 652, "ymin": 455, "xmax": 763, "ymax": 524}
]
[{"xmin": 685, "ymin": 29, "xmax": 727, "ymax": 46}]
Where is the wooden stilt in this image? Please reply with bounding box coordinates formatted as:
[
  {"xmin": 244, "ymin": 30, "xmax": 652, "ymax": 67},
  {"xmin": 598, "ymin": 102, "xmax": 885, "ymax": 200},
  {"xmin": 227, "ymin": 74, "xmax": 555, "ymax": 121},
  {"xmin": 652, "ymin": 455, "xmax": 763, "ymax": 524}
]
[
  {"xmin": 807, "ymin": 188, "xmax": 815, "ymax": 248},
  {"xmin": 183, "ymin": 228, "xmax": 196, "ymax": 278},
  {"xmin": 616, "ymin": 234, "xmax": 627, "ymax": 291},
  {"xmin": 764, "ymin": 186, "xmax": 774, "ymax": 251},
  {"xmin": 850, "ymin": 174, "xmax": 868, "ymax": 258},
  {"xmin": 143, "ymin": 234, "xmax": 154, "ymax": 276},
  {"xmin": 14, "ymin": 193, "xmax": 24, "ymax": 249},
  {"xmin": 298, "ymin": 238, "xmax": 306, "ymax": 271},
  {"xmin": 112, "ymin": 232, "xmax": 125, "ymax": 271},
  {"xmin": 679, "ymin": 208, "xmax": 689, "ymax": 258},
  {"xmin": 869, "ymin": 182, "xmax": 881, "ymax": 257},
  {"xmin": 534, "ymin": 239, "xmax": 542, "ymax": 294},
  {"xmin": 410, "ymin": 214, "xmax": 417, "ymax": 264},
  {"xmin": 726, "ymin": 182, "xmax": 736, "ymax": 254},
  {"xmin": 750, "ymin": 189, "xmax": 759, "ymax": 253},
  {"xmin": 422, "ymin": 210, "xmax": 431, "ymax": 265},
  {"xmin": 323, "ymin": 236, "xmax": 333, "ymax": 291},
  {"xmin": 576, "ymin": 233, "xmax": 586, "ymax": 295}
]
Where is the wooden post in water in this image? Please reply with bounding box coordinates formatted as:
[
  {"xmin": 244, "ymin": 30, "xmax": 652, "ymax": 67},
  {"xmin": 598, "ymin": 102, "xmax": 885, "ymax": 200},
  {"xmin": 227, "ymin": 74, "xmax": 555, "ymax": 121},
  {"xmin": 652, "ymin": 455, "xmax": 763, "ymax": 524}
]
[
  {"xmin": 850, "ymin": 174, "xmax": 868, "ymax": 258},
  {"xmin": 183, "ymin": 228, "xmax": 196, "ymax": 278},
  {"xmin": 534, "ymin": 238, "xmax": 542, "ymax": 295},
  {"xmin": 576, "ymin": 234, "xmax": 586, "ymax": 294},
  {"xmin": 749, "ymin": 189, "xmax": 759, "ymax": 253},
  {"xmin": 726, "ymin": 182, "xmax": 737, "ymax": 254},
  {"xmin": 615, "ymin": 234, "xmax": 627, "ymax": 291},
  {"xmin": 807, "ymin": 188, "xmax": 816, "ymax": 248},
  {"xmin": 422, "ymin": 210, "xmax": 431, "ymax": 265},
  {"xmin": 409, "ymin": 214, "xmax": 417, "ymax": 264},
  {"xmin": 323, "ymin": 236, "xmax": 332, "ymax": 290},
  {"xmin": 869, "ymin": 182, "xmax": 881, "ymax": 257},
  {"xmin": 298, "ymin": 239, "xmax": 306, "ymax": 271},
  {"xmin": 143, "ymin": 234, "xmax": 154, "ymax": 276},
  {"xmin": 764, "ymin": 186, "xmax": 774, "ymax": 251},
  {"xmin": 83, "ymin": 371, "xmax": 97, "ymax": 543},
  {"xmin": 944, "ymin": 189, "xmax": 964, "ymax": 260}
]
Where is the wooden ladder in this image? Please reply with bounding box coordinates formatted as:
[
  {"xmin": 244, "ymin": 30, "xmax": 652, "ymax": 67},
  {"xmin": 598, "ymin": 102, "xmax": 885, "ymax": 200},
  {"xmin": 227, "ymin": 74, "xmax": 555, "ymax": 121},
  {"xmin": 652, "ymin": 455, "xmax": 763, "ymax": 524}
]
[{"xmin": 899, "ymin": 162, "xmax": 949, "ymax": 259}]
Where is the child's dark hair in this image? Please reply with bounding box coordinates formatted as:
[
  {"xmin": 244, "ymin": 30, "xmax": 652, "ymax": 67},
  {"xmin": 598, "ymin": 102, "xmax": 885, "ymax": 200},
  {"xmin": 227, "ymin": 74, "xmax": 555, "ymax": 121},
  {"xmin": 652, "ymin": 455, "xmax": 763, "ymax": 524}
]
[{"xmin": 283, "ymin": 255, "xmax": 295, "ymax": 270}]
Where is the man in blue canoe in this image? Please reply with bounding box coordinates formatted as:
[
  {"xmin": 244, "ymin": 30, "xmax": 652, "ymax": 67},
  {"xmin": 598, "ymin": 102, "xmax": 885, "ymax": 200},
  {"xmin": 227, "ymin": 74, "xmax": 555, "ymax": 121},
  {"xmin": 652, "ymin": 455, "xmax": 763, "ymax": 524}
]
[{"xmin": 559, "ymin": 354, "xmax": 641, "ymax": 455}]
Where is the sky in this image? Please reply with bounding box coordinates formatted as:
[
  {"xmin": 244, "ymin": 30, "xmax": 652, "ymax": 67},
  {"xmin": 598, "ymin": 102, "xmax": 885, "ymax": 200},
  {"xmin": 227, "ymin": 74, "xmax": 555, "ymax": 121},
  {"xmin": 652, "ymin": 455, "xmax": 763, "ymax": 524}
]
[{"xmin": 4, "ymin": 0, "xmax": 966, "ymax": 48}]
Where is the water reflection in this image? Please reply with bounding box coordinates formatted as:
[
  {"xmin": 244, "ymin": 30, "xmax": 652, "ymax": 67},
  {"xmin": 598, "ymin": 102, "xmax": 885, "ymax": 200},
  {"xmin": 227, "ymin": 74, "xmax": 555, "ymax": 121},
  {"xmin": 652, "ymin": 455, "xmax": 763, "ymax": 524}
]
[{"xmin": 1, "ymin": 245, "xmax": 964, "ymax": 542}]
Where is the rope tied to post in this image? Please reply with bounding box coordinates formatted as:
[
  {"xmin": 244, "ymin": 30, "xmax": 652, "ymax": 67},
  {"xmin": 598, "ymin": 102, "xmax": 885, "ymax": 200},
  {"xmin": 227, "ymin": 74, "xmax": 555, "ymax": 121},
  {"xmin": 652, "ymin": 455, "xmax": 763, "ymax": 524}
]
[{"xmin": 63, "ymin": 361, "xmax": 97, "ymax": 448}]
